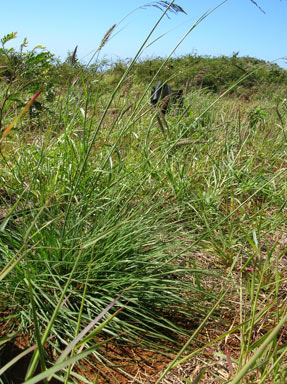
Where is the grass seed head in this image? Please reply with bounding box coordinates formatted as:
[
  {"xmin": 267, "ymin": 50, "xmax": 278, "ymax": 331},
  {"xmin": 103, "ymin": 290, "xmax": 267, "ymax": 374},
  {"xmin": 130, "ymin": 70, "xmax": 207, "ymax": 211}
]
[{"xmin": 99, "ymin": 24, "xmax": 117, "ymax": 50}]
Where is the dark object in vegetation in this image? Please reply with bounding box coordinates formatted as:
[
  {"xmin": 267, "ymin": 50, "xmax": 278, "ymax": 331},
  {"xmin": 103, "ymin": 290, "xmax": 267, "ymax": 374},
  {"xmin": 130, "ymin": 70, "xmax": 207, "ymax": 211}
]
[
  {"xmin": 151, "ymin": 81, "xmax": 183, "ymax": 115},
  {"xmin": 29, "ymin": 100, "xmax": 42, "ymax": 120},
  {"xmin": 0, "ymin": 342, "xmax": 61, "ymax": 384},
  {"xmin": 0, "ymin": 66, "xmax": 14, "ymax": 82},
  {"xmin": 151, "ymin": 81, "xmax": 184, "ymax": 137},
  {"xmin": 23, "ymin": 98, "xmax": 43, "ymax": 124},
  {"xmin": 151, "ymin": 81, "xmax": 172, "ymax": 115}
]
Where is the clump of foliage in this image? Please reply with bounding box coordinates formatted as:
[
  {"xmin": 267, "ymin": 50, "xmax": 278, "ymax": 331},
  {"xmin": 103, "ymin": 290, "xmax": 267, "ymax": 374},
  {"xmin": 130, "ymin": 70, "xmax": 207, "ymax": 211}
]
[
  {"xmin": 0, "ymin": 33, "xmax": 56, "ymax": 129},
  {"xmin": 132, "ymin": 53, "xmax": 287, "ymax": 94},
  {"xmin": 0, "ymin": 33, "xmax": 55, "ymax": 92}
]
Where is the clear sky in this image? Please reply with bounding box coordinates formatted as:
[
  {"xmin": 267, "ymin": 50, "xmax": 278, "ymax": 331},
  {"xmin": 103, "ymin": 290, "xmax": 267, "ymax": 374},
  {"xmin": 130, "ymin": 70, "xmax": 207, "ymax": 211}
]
[{"xmin": 0, "ymin": 0, "xmax": 286, "ymax": 67}]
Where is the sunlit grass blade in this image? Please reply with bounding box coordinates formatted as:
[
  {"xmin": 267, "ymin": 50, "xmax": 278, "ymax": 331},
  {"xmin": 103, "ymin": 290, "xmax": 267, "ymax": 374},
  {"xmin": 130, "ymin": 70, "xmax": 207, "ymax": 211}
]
[
  {"xmin": 57, "ymin": 294, "xmax": 123, "ymax": 363},
  {"xmin": 0, "ymin": 90, "xmax": 42, "ymax": 144}
]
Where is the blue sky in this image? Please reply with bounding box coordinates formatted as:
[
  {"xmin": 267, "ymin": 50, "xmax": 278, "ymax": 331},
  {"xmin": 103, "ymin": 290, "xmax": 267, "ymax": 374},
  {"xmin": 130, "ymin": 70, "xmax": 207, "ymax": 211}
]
[{"xmin": 1, "ymin": 0, "xmax": 286, "ymax": 67}]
